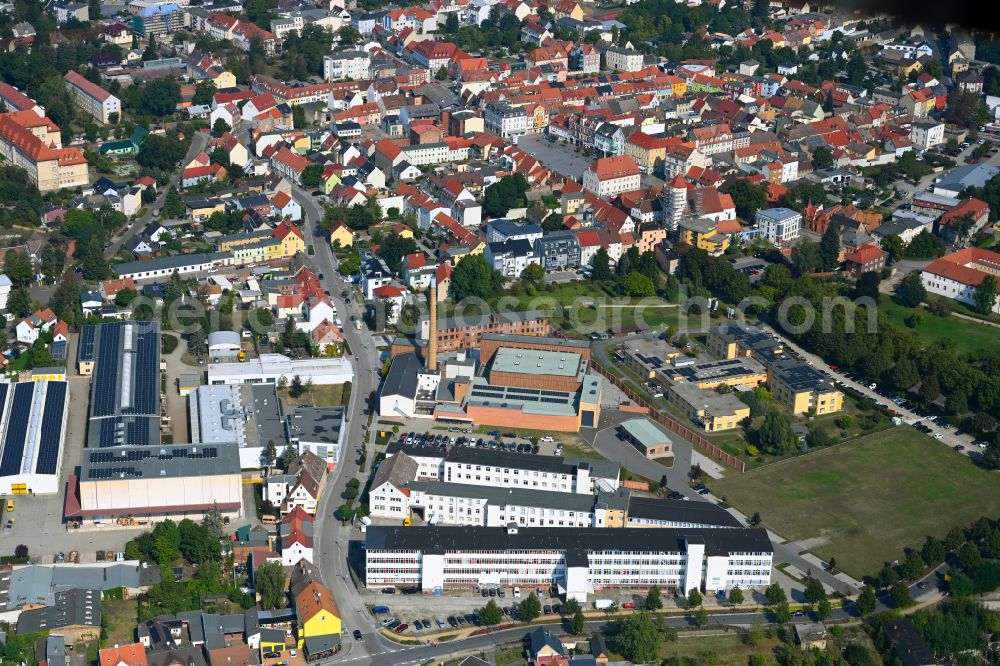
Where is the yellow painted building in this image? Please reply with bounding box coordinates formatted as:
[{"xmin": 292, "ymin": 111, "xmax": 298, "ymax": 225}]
[
  {"xmin": 769, "ymin": 360, "xmax": 844, "ymax": 416},
  {"xmin": 211, "ymin": 70, "xmax": 237, "ymax": 89},
  {"xmin": 188, "ymin": 199, "xmax": 227, "ymax": 222},
  {"xmin": 295, "ymin": 583, "xmax": 341, "ymax": 653},
  {"xmin": 30, "ymin": 367, "xmax": 67, "ymax": 381},
  {"xmin": 667, "ymin": 382, "xmax": 751, "ymax": 432},
  {"xmin": 329, "ymin": 224, "xmax": 354, "ymax": 248},
  {"xmin": 678, "ymin": 218, "xmax": 730, "ymax": 254}
]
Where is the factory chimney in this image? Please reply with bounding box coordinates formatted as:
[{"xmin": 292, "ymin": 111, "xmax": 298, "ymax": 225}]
[{"xmin": 428, "ymin": 276, "xmax": 438, "ymax": 372}]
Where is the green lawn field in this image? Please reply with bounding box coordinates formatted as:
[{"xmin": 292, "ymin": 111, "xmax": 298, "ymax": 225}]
[
  {"xmin": 880, "ymin": 299, "xmax": 1000, "ymax": 356},
  {"xmin": 712, "ymin": 427, "xmax": 1000, "ymax": 578}
]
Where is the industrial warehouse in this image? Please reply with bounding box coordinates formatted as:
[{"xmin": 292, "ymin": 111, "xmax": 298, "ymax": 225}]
[
  {"xmin": 79, "ymin": 321, "xmax": 163, "ymax": 448},
  {"xmin": 0, "ymin": 380, "xmax": 69, "ymax": 495},
  {"xmin": 363, "ymin": 525, "xmax": 774, "ymax": 600},
  {"xmin": 378, "ymin": 280, "xmax": 601, "ymax": 431},
  {"xmin": 64, "ymin": 442, "xmax": 242, "ymax": 524}
]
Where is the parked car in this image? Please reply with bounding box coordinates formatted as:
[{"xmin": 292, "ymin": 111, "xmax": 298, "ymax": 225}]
[
  {"xmin": 622, "ymin": 601, "xmax": 636, "ymax": 609},
  {"xmin": 352, "ymin": 630, "xmax": 363, "ymax": 641},
  {"xmin": 394, "ymin": 624, "xmax": 409, "ymax": 633},
  {"xmin": 372, "ymin": 605, "xmax": 390, "ymax": 614}
]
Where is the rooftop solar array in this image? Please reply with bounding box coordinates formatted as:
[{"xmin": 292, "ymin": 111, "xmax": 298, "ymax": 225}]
[
  {"xmin": 86, "ymin": 322, "xmax": 161, "ymax": 447},
  {"xmin": 81, "ymin": 442, "xmax": 239, "ymax": 480},
  {"xmin": 0, "ymin": 381, "xmax": 70, "ymax": 480}
]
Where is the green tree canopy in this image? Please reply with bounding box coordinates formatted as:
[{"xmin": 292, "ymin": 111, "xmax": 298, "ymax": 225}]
[{"xmin": 451, "ymin": 255, "xmax": 502, "ymax": 302}]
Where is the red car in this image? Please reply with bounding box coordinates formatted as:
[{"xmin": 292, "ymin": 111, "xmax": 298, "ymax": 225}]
[
  {"xmin": 622, "ymin": 602, "xmax": 636, "ymax": 609},
  {"xmin": 394, "ymin": 624, "xmax": 409, "ymax": 633}
]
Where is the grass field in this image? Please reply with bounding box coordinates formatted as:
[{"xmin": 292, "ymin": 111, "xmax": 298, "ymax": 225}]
[
  {"xmin": 279, "ymin": 383, "xmax": 348, "ymax": 410},
  {"xmin": 103, "ymin": 598, "xmax": 138, "ymax": 646},
  {"xmin": 711, "ymin": 427, "xmax": 1000, "ymax": 578},
  {"xmin": 650, "ymin": 633, "xmax": 782, "ymax": 664},
  {"xmin": 880, "ymin": 299, "xmax": 1000, "ymax": 355}
]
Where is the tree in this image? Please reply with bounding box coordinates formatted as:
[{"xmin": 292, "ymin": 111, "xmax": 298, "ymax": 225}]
[
  {"xmin": 958, "ymin": 541, "xmax": 982, "ymax": 569},
  {"xmin": 570, "ymin": 606, "xmax": 585, "ymax": 634},
  {"xmin": 693, "ymin": 607, "xmax": 709, "ymax": 626},
  {"xmin": 890, "ymin": 581, "xmax": 914, "ymax": 608},
  {"xmin": 260, "ymin": 440, "xmax": 277, "ymax": 468},
  {"xmin": 846, "ymin": 49, "xmax": 867, "ymax": 86},
  {"xmin": 6, "ymin": 287, "xmax": 31, "ymax": 317},
  {"xmin": 792, "ymin": 238, "xmax": 821, "ymax": 275},
  {"xmin": 451, "ymin": 254, "xmax": 503, "ymax": 302},
  {"xmin": 804, "ymin": 578, "xmax": 826, "ymax": 603},
  {"xmin": 819, "ymin": 225, "xmax": 840, "ymax": 271},
  {"xmin": 921, "ymin": 536, "xmax": 946, "ymax": 566},
  {"xmin": 518, "ymin": 592, "xmax": 541, "ymax": 622},
  {"xmin": 811, "ymin": 146, "xmax": 833, "ymax": 169},
  {"xmin": 906, "ymin": 230, "xmax": 945, "ymax": 258},
  {"xmin": 591, "ymin": 248, "xmax": 612, "ymax": 281},
  {"xmin": 289, "ymin": 374, "xmax": 304, "ymax": 398},
  {"xmin": 302, "ymin": 164, "xmax": 323, "ymax": 189},
  {"xmin": 773, "ymin": 600, "xmax": 791, "ymax": 623},
  {"xmin": 334, "ymin": 504, "xmax": 353, "ymax": 522},
  {"xmin": 973, "ymin": 275, "xmax": 997, "ymax": 315},
  {"xmin": 726, "ymin": 179, "xmax": 768, "ymax": 221},
  {"xmin": 890, "ymin": 357, "xmax": 920, "ymax": 391},
  {"xmin": 853, "ymin": 271, "xmax": 882, "ymax": 303},
  {"xmin": 336, "ymin": 25, "xmax": 361, "ymax": 46},
  {"xmin": 444, "ymin": 11, "xmax": 459, "ymax": 33},
  {"xmin": 881, "ymin": 234, "xmax": 906, "ymax": 263},
  {"xmin": 764, "ymin": 582, "xmax": 786, "ymax": 605},
  {"xmin": 255, "ymin": 561, "xmax": 286, "ymax": 609},
  {"xmin": 817, "ymin": 598, "xmax": 832, "ymax": 620},
  {"xmin": 949, "ymin": 572, "xmax": 975, "ymax": 597},
  {"xmin": 135, "ymin": 77, "xmax": 181, "ymax": 117},
  {"xmin": 895, "ymin": 272, "xmax": 927, "ymax": 307},
  {"xmin": 621, "ymin": 271, "xmax": 655, "ymax": 297},
  {"xmin": 480, "ymin": 599, "xmax": 502, "ymax": 626},
  {"xmin": 856, "ymin": 584, "xmax": 876, "ymax": 616},
  {"xmin": 281, "ymin": 443, "xmax": 298, "ymax": 469},
  {"xmin": 188, "ymin": 329, "xmax": 207, "ymax": 356},
  {"xmin": 521, "ymin": 262, "xmax": 545, "ymax": 283},
  {"xmin": 687, "ymin": 587, "xmax": 702, "ymax": 608},
  {"xmin": 137, "ymin": 133, "xmax": 187, "ymax": 170},
  {"xmin": 435, "ymin": 66, "xmax": 449, "ymax": 80},
  {"xmin": 729, "ymin": 587, "xmax": 744, "ymax": 605},
  {"xmin": 614, "ymin": 613, "xmax": 660, "ymax": 664},
  {"xmin": 142, "ymin": 33, "xmax": 158, "ymax": 60},
  {"xmin": 843, "ymin": 643, "xmax": 879, "ymax": 666},
  {"xmin": 758, "ymin": 409, "xmax": 796, "ymax": 455},
  {"xmin": 342, "ymin": 478, "xmax": 360, "ymax": 500},
  {"xmin": 643, "ymin": 585, "xmax": 662, "ymax": 611},
  {"xmin": 212, "ymin": 118, "xmax": 230, "ymax": 138},
  {"xmin": 4, "ymin": 251, "xmax": 33, "ymax": 286},
  {"xmin": 163, "ymin": 187, "xmax": 185, "ymax": 218},
  {"xmin": 14, "ymin": 544, "xmax": 28, "ymax": 558},
  {"xmin": 482, "ymin": 174, "xmax": 530, "ymax": 218}
]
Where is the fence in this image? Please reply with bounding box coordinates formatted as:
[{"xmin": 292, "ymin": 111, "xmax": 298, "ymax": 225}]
[{"xmin": 590, "ymin": 359, "xmax": 747, "ymax": 473}]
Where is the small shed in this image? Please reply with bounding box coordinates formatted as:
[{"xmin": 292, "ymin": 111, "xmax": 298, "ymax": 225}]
[
  {"xmin": 795, "ymin": 622, "xmax": 827, "ymax": 651},
  {"xmin": 617, "ymin": 418, "xmax": 673, "ymax": 459}
]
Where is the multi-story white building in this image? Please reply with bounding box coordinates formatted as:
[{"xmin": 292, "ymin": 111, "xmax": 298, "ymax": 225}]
[
  {"xmin": 484, "ymin": 239, "xmax": 539, "ymax": 278},
  {"xmin": 909, "ymin": 121, "xmax": 945, "ymax": 151},
  {"xmin": 64, "ymin": 70, "xmax": 120, "ymax": 124},
  {"xmin": 323, "ymin": 50, "xmax": 371, "ymax": 81},
  {"xmin": 755, "ymin": 207, "xmax": 802, "ymax": 244},
  {"xmin": 484, "ymin": 102, "xmax": 530, "ymax": 142},
  {"xmin": 583, "ymin": 155, "xmax": 641, "ymax": 198},
  {"xmin": 381, "ymin": 445, "xmax": 620, "ymax": 495},
  {"xmin": 603, "ymin": 46, "xmax": 644, "ymax": 72},
  {"xmin": 364, "ymin": 525, "xmax": 773, "ymax": 599},
  {"xmin": 922, "ymin": 247, "xmax": 1000, "ymax": 315}
]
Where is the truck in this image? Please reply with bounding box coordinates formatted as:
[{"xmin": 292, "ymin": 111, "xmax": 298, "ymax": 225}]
[{"xmin": 594, "ymin": 599, "xmax": 614, "ymax": 610}]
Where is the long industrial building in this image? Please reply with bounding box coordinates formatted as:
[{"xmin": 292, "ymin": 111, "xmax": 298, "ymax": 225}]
[
  {"xmin": 0, "ymin": 381, "xmax": 69, "ymax": 495},
  {"xmin": 80, "ymin": 321, "xmax": 162, "ymax": 448},
  {"xmin": 64, "ymin": 442, "xmax": 242, "ymax": 524},
  {"xmin": 364, "ymin": 525, "xmax": 773, "ymax": 599},
  {"xmin": 382, "ymin": 444, "xmax": 620, "ymax": 494},
  {"xmin": 371, "ymin": 479, "xmax": 743, "ymax": 530},
  {"xmin": 207, "ymin": 353, "xmax": 353, "ymax": 386}
]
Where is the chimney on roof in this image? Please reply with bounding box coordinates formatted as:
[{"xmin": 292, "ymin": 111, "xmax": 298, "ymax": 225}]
[{"xmin": 427, "ymin": 276, "xmax": 438, "ymax": 372}]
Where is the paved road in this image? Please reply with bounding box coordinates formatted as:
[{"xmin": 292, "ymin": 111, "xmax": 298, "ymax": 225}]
[
  {"xmin": 760, "ymin": 324, "xmax": 977, "ymax": 455},
  {"xmin": 286, "ymin": 184, "xmax": 395, "ymax": 660},
  {"xmin": 104, "ymin": 131, "xmax": 211, "ymax": 260}
]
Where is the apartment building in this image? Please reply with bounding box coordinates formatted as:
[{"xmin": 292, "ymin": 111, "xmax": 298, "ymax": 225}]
[
  {"xmin": 667, "ymin": 382, "xmax": 751, "ymax": 432},
  {"xmin": 583, "ymin": 155, "xmax": 641, "ymax": 198},
  {"xmin": 484, "ymin": 102, "xmax": 530, "ymax": 141},
  {"xmin": 534, "ymin": 231, "xmax": 581, "ymax": 271},
  {"xmin": 768, "ymin": 359, "xmax": 844, "ymax": 416},
  {"xmin": 323, "ymin": 50, "xmax": 371, "ymax": 81},
  {"xmin": 64, "ymin": 71, "xmax": 120, "ymax": 124},
  {"xmin": 0, "ymin": 111, "xmax": 88, "ymax": 192},
  {"xmin": 364, "ymin": 525, "xmax": 773, "ymax": 599},
  {"xmin": 603, "ymin": 46, "xmax": 644, "ymax": 72}
]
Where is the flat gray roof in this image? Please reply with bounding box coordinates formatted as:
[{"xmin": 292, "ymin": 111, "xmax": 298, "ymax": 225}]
[
  {"xmin": 81, "ymin": 441, "xmax": 240, "ymax": 481},
  {"xmin": 619, "ymin": 418, "xmax": 671, "ymax": 447},
  {"xmin": 491, "ymin": 347, "xmax": 583, "ymax": 377}
]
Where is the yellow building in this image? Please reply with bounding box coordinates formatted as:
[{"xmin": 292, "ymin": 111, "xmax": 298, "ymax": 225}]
[
  {"xmin": 667, "ymin": 382, "xmax": 751, "ymax": 432},
  {"xmin": 295, "ymin": 582, "xmax": 341, "ymax": 657},
  {"xmin": 658, "ymin": 357, "xmax": 768, "ymax": 391},
  {"xmin": 30, "ymin": 367, "xmax": 67, "ymax": 381},
  {"xmin": 623, "ymin": 344, "xmax": 680, "ymax": 380},
  {"xmin": 188, "ymin": 198, "xmax": 226, "ymax": 222},
  {"xmin": 706, "ymin": 323, "xmax": 783, "ymax": 361},
  {"xmin": 678, "ymin": 217, "xmax": 730, "ymax": 254},
  {"xmin": 768, "ymin": 360, "xmax": 844, "ymax": 416},
  {"xmin": 274, "ymin": 220, "xmax": 306, "ymax": 256},
  {"xmin": 329, "ymin": 223, "xmax": 354, "ymax": 248},
  {"xmin": 211, "ymin": 70, "xmax": 237, "ymax": 89}
]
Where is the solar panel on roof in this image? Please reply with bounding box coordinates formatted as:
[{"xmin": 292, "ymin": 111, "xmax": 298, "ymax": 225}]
[
  {"xmin": 35, "ymin": 382, "xmax": 67, "ymax": 475},
  {"xmin": 0, "ymin": 383, "xmax": 34, "ymax": 476}
]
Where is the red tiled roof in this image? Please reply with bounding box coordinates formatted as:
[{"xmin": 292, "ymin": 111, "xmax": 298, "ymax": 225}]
[
  {"xmin": 590, "ymin": 155, "xmax": 639, "ymax": 180},
  {"xmin": 64, "ymin": 70, "xmax": 114, "ymax": 103}
]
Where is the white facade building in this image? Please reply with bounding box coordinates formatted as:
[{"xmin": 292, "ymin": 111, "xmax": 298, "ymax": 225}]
[
  {"xmin": 909, "ymin": 121, "xmax": 945, "ymax": 151},
  {"xmin": 207, "ymin": 353, "xmax": 353, "ymax": 386},
  {"xmin": 323, "ymin": 50, "xmax": 371, "ymax": 81},
  {"xmin": 755, "ymin": 207, "xmax": 802, "ymax": 244},
  {"xmin": 484, "ymin": 103, "xmax": 530, "ymax": 141},
  {"xmin": 364, "ymin": 525, "xmax": 773, "ymax": 600}
]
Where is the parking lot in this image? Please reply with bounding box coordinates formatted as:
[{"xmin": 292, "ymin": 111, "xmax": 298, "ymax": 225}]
[{"xmin": 517, "ymin": 135, "xmax": 665, "ymax": 189}]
